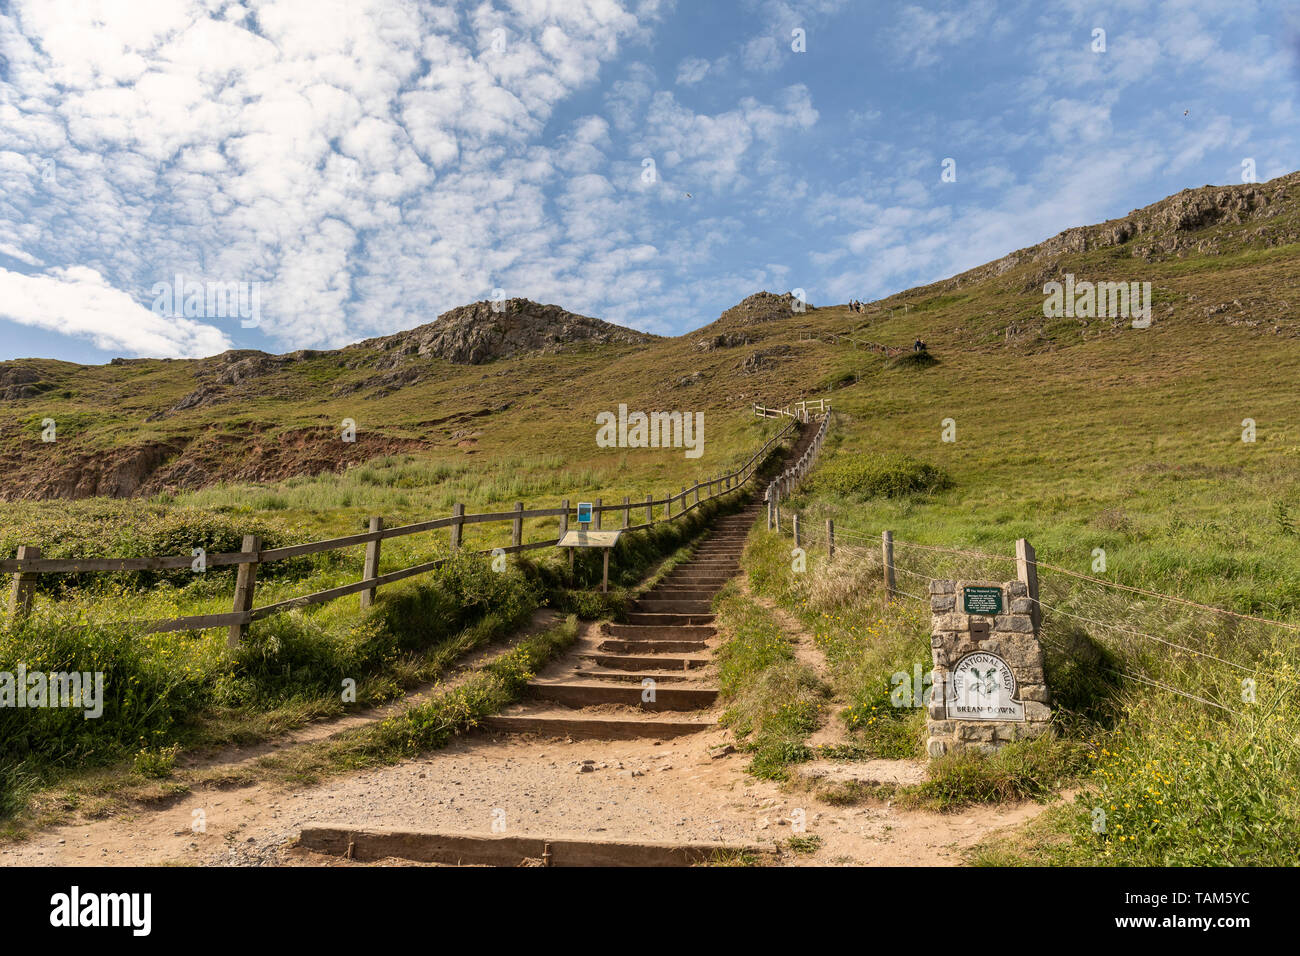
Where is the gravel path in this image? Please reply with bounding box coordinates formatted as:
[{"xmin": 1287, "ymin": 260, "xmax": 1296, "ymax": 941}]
[{"xmin": 0, "ymin": 724, "xmax": 1045, "ymax": 866}]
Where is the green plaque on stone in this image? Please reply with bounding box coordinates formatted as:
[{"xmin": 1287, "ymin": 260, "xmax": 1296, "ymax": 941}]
[{"xmin": 963, "ymin": 586, "xmax": 1004, "ymax": 615}]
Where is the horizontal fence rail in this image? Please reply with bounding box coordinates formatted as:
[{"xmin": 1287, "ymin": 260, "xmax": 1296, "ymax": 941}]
[{"xmin": 5, "ymin": 417, "xmax": 801, "ymax": 643}]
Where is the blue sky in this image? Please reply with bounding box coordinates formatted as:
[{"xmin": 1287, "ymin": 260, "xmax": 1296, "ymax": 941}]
[{"xmin": 1, "ymin": 0, "xmax": 1297, "ymax": 363}]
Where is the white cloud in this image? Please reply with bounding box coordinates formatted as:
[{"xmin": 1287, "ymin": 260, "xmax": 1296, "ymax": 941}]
[
  {"xmin": 0, "ymin": 266, "xmax": 232, "ymax": 357},
  {"xmin": 675, "ymin": 56, "xmax": 711, "ymax": 85},
  {"xmin": 0, "ymin": 0, "xmax": 658, "ymax": 352},
  {"xmin": 0, "ymin": 242, "xmax": 43, "ymax": 267}
]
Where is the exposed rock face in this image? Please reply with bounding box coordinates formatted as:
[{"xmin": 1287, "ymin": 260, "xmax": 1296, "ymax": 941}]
[
  {"xmin": 353, "ymin": 299, "xmax": 656, "ymax": 367},
  {"xmin": 0, "ymin": 440, "xmax": 184, "ymax": 499},
  {"xmin": 693, "ymin": 331, "xmax": 751, "ymax": 351},
  {"xmin": 943, "ymin": 173, "xmax": 1300, "ymax": 294},
  {"xmin": 716, "ymin": 291, "xmax": 813, "ymax": 327},
  {"xmin": 0, "ymin": 365, "xmax": 51, "ymax": 400},
  {"xmin": 167, "ymin": 349, "xmax": 312, "ymax": 413},
  {"xmin": 741, "ymin": 345, "xmax": 792, "ymax": 373}
]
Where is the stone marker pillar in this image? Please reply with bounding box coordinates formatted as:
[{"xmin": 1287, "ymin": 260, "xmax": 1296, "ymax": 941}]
[{"xmin": 926, "ymin": 579, "xmax": 1051, "ymax": 758}]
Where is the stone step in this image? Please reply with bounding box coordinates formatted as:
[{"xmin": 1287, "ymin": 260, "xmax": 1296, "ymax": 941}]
[
  {"xmin": 603, "ymin": 622, "xmax": 716, "ymax": 640},
  {"xmin": 635, "ymin": 599, "xmax": 713, "ymax": 614},
  {"xmin": 572, "ymin": 669, "xmax": 701, "ymax": 683},
  {"xmin": 529, "ymin": 681, "xmax": 717, "ymax": 710},
  {"xmin": 579, "ymin": 652, "xmax": 710, "ymax": 671},
  {"xmin": 598, "ymin": 638, "xmax": 709, "ymax": 654},
  {"xmin": 645, "ymin": 588, "xmax": 717, "ymax": 599},
  {"xmin": 483, "ymin": 713, "xmax": 714, "ymax": 740},
  {"xmin": 625, "ymin": 612, "xmax": 716, "ymax": 626}
]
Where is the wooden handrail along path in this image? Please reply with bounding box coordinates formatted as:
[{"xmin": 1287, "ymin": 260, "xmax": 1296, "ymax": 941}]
[
  {"xmin": 4, "ymin": 417, "xmax": 800, "ymax": 644},
  {"xmin": 765, "ymin": 405, "xmax": 833, "ymax": 534}
]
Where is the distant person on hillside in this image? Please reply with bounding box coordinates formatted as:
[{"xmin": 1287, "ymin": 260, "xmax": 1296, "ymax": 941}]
[{"xmin": 913, "ymin": 338, "xmax": 926, "ymax": 353}]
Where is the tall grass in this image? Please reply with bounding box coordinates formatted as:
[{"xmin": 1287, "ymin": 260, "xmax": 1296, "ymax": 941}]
[{"xmin": 713, "ymin": 580, "xmax": 828, "ymax": 779}]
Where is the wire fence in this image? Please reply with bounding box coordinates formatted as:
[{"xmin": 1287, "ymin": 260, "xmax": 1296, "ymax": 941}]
[{"xmin": 765, "ymin": 503, "xmax": 1300, "ymax": 715}]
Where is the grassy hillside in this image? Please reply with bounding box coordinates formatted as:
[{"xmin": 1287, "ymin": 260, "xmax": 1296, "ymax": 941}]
[{"xmin": 3, "ymin": 171, "xmax": 1299, "ymax": 852}]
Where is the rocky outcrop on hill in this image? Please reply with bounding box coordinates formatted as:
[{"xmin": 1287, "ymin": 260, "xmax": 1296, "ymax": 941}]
[
  {"xmin": 942, "ymin": 172, "xmax": 1300, "ymax": 294},
  {"xmin": 351, "ymin": 299, "xmax": 655, "ymax": 368},
  {"xmin": 716, "ymin": 291, "xmax": 813, "ymax": 327},
  {"xmin": 165, "ymin": 349, "xmax": 321, "ymax": 414},
  {"xmin": 0, "ymin": 365, "xmax": 54, "ymax": 401},
  {"xmin": 741, "ymin": 344, "xmax": 792, "ymax": 373},
  {"xmin": 693, "ymin": 331, "xmax": 751, "ymax": 351}
]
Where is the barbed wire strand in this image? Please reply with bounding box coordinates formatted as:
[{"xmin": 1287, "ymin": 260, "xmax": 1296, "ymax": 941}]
[
  {"xmin": 1034, "ymin": 595, "xmax": 1297, "ymax": 684},
  {"xmin": 1035, "ymin": 632, "xmax": 1244, "ymax": 716},
  {"xmin": 1036, "ymin": 560, "xmax": 1300, "ymax": 633}
]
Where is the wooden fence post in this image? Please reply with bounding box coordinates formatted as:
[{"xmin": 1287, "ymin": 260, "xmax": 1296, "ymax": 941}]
[
  {"xmin": 666, "ymin": 491, "xmax": 672, "ymax": 519},
  {"xmin": 767, "ymin": 496, "xmax": 774, "ymax": 530},
  {"xmin": 8, "ymin": 544, "xmax": 40, "ymax": 627},
  {"xmin": 512, "ymin": 502, "xmax": 524, "ymax": 548},
  {"xmin": 227, "ymin": 534, "xmax": 261, "ymax": 648},
  {"xmin": 694, "ymin": 482, "xmax": 700, "ymax": 505},
  {"xmin": 360, "ymin": 516, "xmax": 382, "ymax": 609},
  {"xmin": 561, "ymin": 498, "xmax": 573, "ymax": 572},
  {"xmin": 645, "ymin": 494, "xmax": 653, "ymax": 524},
  {"xmin": 793, "ymin": 514, "xmax": 801, "ymax": 548},
  {"xmin": 882, "ymin": 530, "xmax": 896, "ymax": 601},
  {"xmin": 594, "ymin": 498, "xmax": 602, "ymax": 530},
  {"xmin": 622, "ymin": 495, "xmax": 630, "ymax": 528},
  {"xmin": 1016, "ymin": 538, "xmax": 1041, "ymax": 634},
  {"xmin": 450, "ymin": 503, "xmax": 464, "ymax": 552},
  {"xmin": 827, "ymin": 519, "xmax": 835, "ymax": 559}
]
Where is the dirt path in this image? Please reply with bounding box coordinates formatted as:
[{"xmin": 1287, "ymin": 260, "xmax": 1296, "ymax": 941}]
[
  {"xmin": 0, "ymin": 721, "xmax": 1049, "ymax": 867},
  {"xmin": 0, "ymin": 587, "xmax": 1051, "ymax": 868}
]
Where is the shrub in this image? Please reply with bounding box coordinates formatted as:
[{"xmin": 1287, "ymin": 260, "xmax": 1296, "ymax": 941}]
[
  {"xmin": 902, "ymin": 733, "xmax": 1089, "ymax": 810},
  {"xmin": 885, "ymin": 351, "xmax": 939, "ymax": 370},
  {"xmin": 814, "ymin": 453, "xmax": 951, "ymax": 500}
]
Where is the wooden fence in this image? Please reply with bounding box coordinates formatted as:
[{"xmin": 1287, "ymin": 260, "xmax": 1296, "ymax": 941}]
[
  {"xmin": 766, "ymin": 406, "xmax": 832, "ymax": 533},
  {"xmin": 753, "ymin": 397, "xmax": 828, "ymax": 421},
  {"xmin": 4, "ymin": 417, "xmax": 799, "ymax": 644},
  {"xmin": 846, "ymin": 337, "xmax": 908, "ymax": 357}
]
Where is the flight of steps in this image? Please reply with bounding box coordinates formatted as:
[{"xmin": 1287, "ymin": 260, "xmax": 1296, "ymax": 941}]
[
  {"xmin": 484, "ymin": 421, "xmax": 820, "ymax": 741},
  {"xmin": 484, "ymin": 508, "xmax": 756, "ymax": 739}
]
